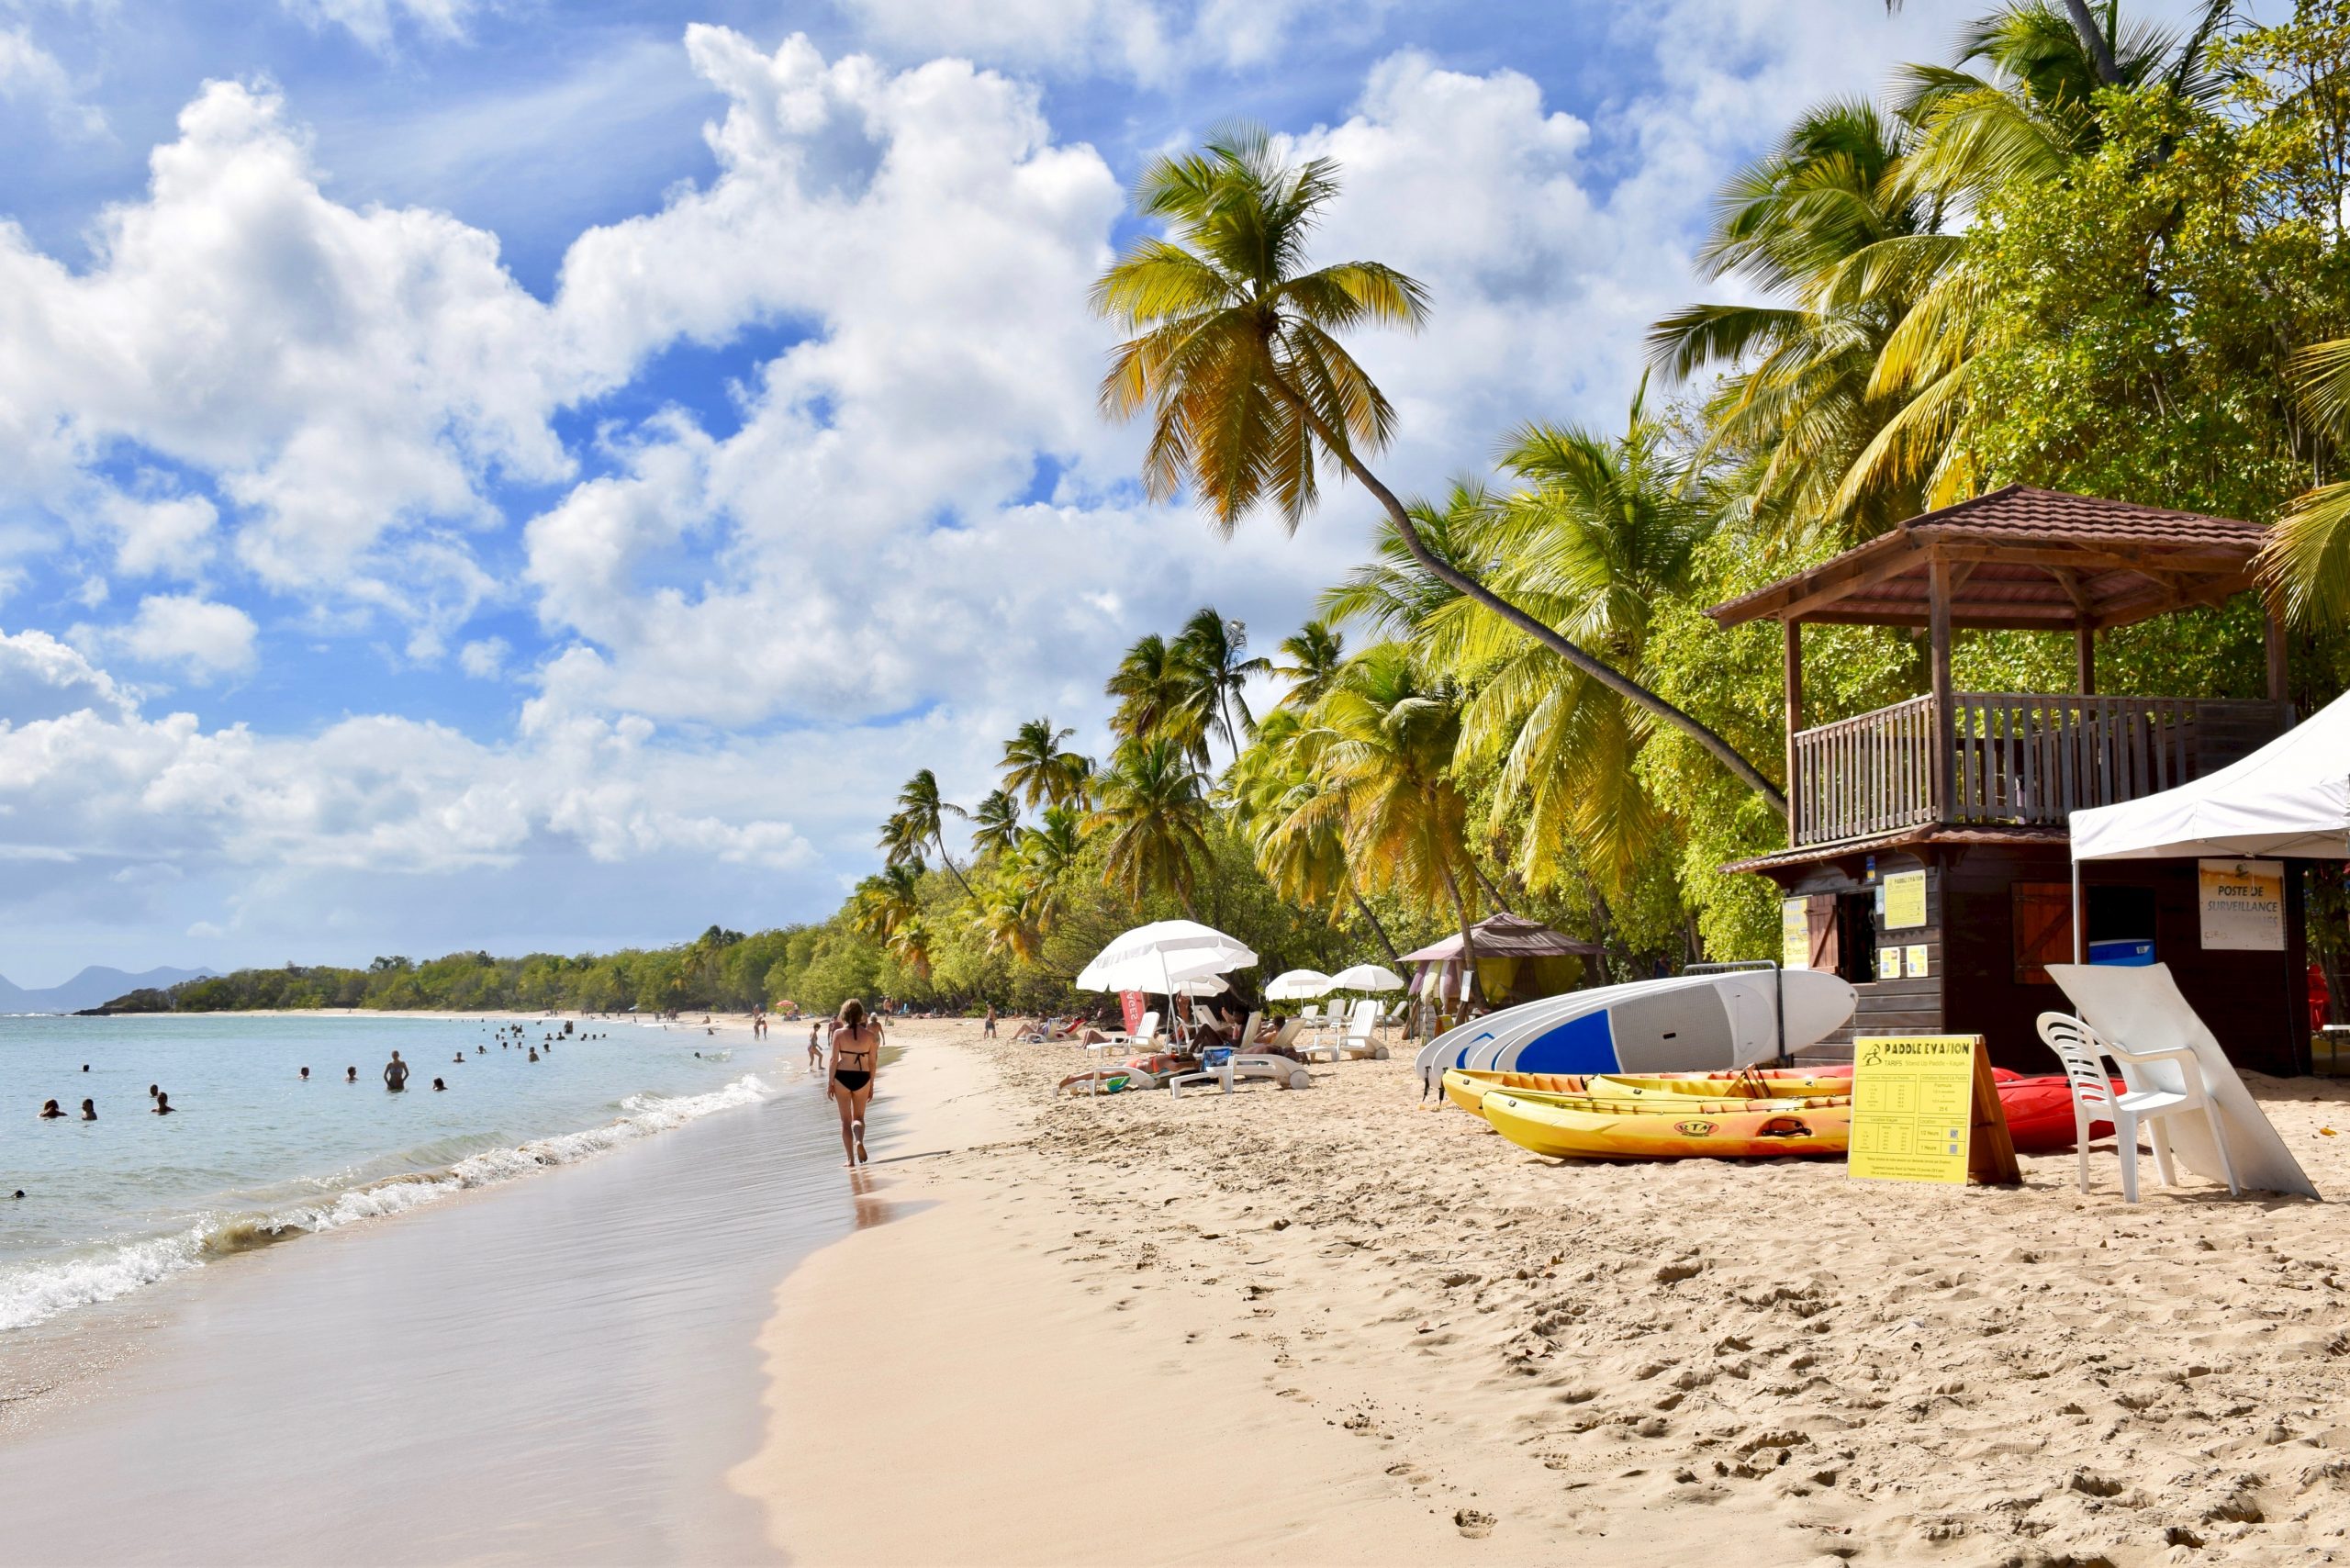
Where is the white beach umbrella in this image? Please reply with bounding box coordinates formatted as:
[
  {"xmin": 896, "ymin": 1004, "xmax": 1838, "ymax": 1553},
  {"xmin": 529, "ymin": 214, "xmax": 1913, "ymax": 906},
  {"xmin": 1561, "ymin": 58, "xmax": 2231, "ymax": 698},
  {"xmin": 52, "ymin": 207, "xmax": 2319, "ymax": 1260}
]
[
  {"xmin": 1074, "ymin": 920, "xmax": 1258, "ymax": 994},
  {"xmin": 1264, "ymin": 968, "xmax": 1336, "ymax": 1000},
  {"xmin": 1167, "ymin": 975, "xmax": 1230, "ymax": 997},
  {"xmin": 1329, "ymin": 963, "xmax": 1405, "ymax": 992}
]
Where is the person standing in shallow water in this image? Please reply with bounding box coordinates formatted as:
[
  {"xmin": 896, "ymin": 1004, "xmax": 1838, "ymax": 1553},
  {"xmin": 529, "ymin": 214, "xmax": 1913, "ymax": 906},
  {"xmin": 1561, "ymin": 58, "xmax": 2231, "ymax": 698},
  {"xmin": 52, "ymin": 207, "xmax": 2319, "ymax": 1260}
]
[
  {"xmin": 826, "ymin": 998, "xmax": 880, "ymax": 1168},
  {"xmin": 383, "ymin": 1051, "xmax": 409, "ymax": 1092}
]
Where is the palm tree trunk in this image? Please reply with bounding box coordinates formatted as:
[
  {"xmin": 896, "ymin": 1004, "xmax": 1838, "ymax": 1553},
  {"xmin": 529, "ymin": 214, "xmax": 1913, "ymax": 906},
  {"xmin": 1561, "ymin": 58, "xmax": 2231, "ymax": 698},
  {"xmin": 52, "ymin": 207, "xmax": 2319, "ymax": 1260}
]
[
  {"xmin": 933, "ymin": 833, "xmax": 976, "ymax": 899},
  {"xmin": 1271, "ymin": 380, "xmax": 1788, "ymax": 816},
  {"xmin": 2057, "ymin": 0, "xmax": 2123, "ymax": 85},
  {"xmin": 1470, "ymin": 857, "xmax": 1515, "ymax": 914},
  {"xmin": 1348, "ymin": 889, "xmax": 1403, "ymax": 967},
  {"xmin": 1438, "ymin": 858, "xmax": 1481, "ymax": 1006}
]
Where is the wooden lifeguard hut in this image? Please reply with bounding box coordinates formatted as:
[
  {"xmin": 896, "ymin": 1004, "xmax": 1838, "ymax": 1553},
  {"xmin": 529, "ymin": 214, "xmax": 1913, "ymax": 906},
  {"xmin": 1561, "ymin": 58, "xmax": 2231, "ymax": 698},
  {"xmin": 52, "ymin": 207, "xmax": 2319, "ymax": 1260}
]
[{"xmin": 1707, "ymin": 486, "xmax": 2306, "ymax": 1074}]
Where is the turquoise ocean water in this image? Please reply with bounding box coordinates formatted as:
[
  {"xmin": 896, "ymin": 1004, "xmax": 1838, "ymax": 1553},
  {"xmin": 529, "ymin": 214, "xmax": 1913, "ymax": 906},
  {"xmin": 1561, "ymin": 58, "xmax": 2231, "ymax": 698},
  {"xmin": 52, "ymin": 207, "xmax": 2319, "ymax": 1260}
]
[{"xmin": 0, "ymin": 1013, "xmax": 770, "ymax": 1331}]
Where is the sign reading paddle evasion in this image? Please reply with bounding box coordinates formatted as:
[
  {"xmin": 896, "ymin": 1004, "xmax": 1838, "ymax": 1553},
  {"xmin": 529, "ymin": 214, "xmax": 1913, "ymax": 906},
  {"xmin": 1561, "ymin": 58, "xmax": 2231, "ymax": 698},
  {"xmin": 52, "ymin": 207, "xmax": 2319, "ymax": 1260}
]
[{"xmin": 1849, "ymin": 1035, "xmax": 2020, "ymax": 1187}]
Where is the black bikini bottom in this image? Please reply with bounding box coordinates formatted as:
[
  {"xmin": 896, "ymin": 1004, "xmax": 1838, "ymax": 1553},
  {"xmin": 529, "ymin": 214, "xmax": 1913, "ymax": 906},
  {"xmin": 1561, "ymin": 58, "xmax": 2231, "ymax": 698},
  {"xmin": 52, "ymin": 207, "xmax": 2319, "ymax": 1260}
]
[{"xmin": 833, "ymin": 1070, "xmax": 872, "ymax": 1092}]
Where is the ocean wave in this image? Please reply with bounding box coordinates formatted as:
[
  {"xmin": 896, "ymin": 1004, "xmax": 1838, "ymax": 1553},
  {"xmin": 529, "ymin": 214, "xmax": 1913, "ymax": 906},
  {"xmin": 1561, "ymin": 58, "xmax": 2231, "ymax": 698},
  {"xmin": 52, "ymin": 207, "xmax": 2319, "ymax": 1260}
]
[{"xmin": 0, "ymin": 1073, "xmax": 770, "ymax": 1332}]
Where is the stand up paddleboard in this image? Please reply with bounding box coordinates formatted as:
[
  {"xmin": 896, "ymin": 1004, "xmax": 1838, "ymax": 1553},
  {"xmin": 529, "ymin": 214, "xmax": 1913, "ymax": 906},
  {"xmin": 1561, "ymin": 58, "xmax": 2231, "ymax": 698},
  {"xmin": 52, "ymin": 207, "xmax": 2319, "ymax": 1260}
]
[{"xmin": 1415, "ymin": 968, "xmax": 1857, "ymax": 1092}]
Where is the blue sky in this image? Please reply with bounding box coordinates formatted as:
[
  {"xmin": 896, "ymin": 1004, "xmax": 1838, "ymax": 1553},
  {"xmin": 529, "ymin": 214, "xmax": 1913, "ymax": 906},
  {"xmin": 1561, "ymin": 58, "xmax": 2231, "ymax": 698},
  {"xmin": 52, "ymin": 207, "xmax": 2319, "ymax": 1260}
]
[{"xmin": 0, "ymin": 0, "xmax": 2196, "ymax": 985}]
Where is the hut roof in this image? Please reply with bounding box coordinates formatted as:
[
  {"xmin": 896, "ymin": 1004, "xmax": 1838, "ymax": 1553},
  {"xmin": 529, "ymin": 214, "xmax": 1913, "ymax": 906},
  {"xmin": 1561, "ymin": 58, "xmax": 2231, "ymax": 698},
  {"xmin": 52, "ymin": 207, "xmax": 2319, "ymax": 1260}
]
[
  {"xmin": 1705, "ymin": 487, "xmax": 2267, "ymax": 633},
  {"xmin": 1398, "ymin": 911, "xmax": 1604, "ymax": 962}
]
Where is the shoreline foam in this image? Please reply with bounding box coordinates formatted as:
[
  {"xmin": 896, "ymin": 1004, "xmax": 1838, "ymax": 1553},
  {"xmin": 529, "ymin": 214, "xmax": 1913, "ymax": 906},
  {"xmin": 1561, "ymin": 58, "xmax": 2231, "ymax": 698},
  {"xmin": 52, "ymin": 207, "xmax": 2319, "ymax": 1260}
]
[{"xmin": 0, "ymin": 1070, "xmax": 770, "ymax": 1332}]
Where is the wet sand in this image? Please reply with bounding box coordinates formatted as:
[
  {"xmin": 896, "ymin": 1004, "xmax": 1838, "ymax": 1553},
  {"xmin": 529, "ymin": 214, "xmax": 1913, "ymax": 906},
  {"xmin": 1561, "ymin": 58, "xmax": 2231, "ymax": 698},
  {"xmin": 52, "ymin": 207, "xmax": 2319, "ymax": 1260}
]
[
  {"xmin": 736, "ymin": 1021, "xmax": 2350, "ymax": 1566},
  {"xmin": 0, "ymin": 1025, "xmax": 885, "ymax": 1565}
]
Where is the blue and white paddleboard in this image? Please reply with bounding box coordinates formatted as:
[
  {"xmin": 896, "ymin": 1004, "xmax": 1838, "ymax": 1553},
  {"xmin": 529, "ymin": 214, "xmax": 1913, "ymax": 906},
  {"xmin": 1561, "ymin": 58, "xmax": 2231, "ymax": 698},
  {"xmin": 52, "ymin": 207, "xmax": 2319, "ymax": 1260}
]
[{"xmin": 1413, "ymin": 969, "xmax": 1857, "ymax": 1091}]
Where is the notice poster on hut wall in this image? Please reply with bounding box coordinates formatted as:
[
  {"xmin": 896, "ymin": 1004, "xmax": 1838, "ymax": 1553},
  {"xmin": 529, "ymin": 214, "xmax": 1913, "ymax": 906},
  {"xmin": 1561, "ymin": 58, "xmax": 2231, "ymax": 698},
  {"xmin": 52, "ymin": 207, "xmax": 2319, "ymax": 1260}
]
[
  {"xmin": 1782, "ymin": 899, "xmax": 1808, "ymax": 970},
  {"xmin": 1881, "ymin": 869, "xmax": 1927, "ymax": 930},
  {"xmin": 2198, "ymin": 859, "xmax": 2285, "ymax": 951}
]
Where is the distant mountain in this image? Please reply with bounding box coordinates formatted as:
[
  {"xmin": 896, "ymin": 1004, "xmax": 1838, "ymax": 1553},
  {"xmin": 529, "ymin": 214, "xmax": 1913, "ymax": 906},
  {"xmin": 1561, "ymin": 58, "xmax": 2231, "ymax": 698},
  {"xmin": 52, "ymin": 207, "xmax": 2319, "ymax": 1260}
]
[{"xmin": 0, "ymin": 966, "xmax": 215, "ymax": 1014}]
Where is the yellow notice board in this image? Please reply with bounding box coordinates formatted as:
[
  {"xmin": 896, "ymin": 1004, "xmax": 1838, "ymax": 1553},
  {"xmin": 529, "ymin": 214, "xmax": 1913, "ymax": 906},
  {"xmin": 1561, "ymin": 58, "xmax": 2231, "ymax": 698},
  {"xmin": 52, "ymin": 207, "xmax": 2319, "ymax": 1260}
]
[
  {"xmin": 1782, "ymin": 899, "xmax": 1809, "ymax": 970},
  {"xmin": 1882, "ymin": 869, "xmax": 1927, "ymax": 930},
  {"xmin": 1849, "ymin": 1035, "xmax": 2019, "ymax": 1185}
]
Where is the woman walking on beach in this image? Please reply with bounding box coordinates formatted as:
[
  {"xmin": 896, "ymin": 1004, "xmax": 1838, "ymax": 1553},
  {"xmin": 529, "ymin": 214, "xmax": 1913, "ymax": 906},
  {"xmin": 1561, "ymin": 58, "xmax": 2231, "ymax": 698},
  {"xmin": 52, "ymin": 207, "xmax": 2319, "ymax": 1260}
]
[{"xmin": 827, "ymin": 999, "xmax": 881, "ymax": 1168}]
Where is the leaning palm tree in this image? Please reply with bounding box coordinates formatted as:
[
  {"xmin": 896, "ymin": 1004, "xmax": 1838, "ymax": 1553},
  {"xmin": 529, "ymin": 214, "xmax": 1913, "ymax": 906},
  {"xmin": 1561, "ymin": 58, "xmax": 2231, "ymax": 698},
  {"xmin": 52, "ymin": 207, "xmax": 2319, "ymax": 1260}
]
[
  {"xmin": 972, "ymin": 879, "xmax": 1043, "ymax": 963},
  {"xmin": 970, "ymin": 789, "xmax": 1023, "ymax": 859},
  {"xmin": 1001, "ymin": 717, "xmax": 1092, "ymax": 809},
  {"xmin": 1310, "ymin": 643, "xmax": 1483, "ymax": 991},
  {"xmin": 1087, "ymin": 737, "xmax": 1214, "ymax": 911},
  {"xmin": 885, "ymin": 913, "xmax": 934, "ymax": 980},
  {"xmin": 1172, "ymin": 606, "xmax": 1271, "ymax": 761},
  {"xmin": 1105, "ymin": 633, "xmax": 1210, "ymax": 760},
  {"xmin": 1273, "ymin": 620, "xmax": 1346, "ymax": 711},
  {"xmin": 1091, "ymin": 124, "xmax": 1785, "ymax": 812},
  {"xmin": 891, "ymin": 769, "xmax": 973, "ymax": 898}
]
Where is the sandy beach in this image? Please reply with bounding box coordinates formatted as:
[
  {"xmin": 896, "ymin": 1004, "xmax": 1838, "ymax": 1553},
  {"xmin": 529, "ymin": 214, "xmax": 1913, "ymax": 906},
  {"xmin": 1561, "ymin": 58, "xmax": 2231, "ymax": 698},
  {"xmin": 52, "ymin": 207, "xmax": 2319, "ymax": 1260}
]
[{"xmin": 739, "ymin": 1020, "xmax": 2350, "ymax": 1566}]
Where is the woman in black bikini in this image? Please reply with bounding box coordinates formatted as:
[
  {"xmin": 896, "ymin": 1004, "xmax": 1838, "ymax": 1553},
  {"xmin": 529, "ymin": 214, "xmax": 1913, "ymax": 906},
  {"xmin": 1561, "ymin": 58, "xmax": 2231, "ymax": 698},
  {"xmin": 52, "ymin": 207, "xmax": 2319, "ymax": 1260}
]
[{"xmin": 827, "ymin": 998, "xmax": 881, "ymax": 1167}]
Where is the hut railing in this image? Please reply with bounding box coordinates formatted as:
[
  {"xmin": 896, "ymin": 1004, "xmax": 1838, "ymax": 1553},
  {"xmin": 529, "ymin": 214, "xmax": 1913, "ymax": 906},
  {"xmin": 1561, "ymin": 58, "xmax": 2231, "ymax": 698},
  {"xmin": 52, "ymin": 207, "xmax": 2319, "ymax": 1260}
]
[{"xmin": 1792, "ymin": 693, "xmax": 2288, "ymax": 846}]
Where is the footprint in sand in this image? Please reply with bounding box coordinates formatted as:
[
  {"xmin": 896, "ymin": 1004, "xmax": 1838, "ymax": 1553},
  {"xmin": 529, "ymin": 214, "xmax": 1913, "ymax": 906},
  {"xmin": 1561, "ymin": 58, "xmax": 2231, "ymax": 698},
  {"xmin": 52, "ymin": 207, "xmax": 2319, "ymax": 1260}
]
[{"xmin": 1452, "ymin": 1508, "xmax": 1496, "ymax": 1539}]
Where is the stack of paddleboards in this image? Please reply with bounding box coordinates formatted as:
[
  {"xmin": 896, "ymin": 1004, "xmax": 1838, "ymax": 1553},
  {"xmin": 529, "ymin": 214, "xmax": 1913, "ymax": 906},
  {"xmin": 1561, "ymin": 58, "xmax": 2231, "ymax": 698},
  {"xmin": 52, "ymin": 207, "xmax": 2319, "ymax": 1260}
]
[{"xmin": 1414, "ymin": 969, "xmax": 1861, "ymax": 1092}]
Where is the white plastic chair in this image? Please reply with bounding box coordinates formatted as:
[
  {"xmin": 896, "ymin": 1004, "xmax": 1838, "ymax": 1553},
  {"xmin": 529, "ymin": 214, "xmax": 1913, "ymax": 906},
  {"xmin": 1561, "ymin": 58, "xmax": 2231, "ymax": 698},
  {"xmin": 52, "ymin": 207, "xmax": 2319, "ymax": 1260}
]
[
  {"xmin": 2036, "ymin": 1011, "xmax": 2240, "ymax": 1203},
  {"xmin": 1168, "ymin": 1013, "xmax": 1315, "ymax": 1097},
  {"xmin": 1334, "ymin": 998, "xmax": 1388, "ymax": 1060}
]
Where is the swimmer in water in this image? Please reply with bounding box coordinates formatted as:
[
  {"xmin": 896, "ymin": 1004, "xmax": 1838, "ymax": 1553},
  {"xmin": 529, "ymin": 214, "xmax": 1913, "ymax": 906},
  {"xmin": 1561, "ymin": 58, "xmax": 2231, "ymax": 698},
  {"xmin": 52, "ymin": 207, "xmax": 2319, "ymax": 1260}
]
[
  {"xmin": 39, "ymin": 1099, "xmax": 63, "ymax": 1119},
  {"xmin": 383, "ymin": 1051, "xmax": 409, "ymax": 1092},
  {"xmin": 453, "ymin": 1053, "xmax": 464, "ymax": 1064},
  {"xmin": 148, "ymin": 1083, "xmax": 160, "ymax": 1101},
  {"xmin": 81, "ymin": 1064, "xmax": 89, "ymax": 1073},
  {"xmin": 300, "ymin": 1067, "xmax": 310, "ymax": 1081},
  {"xmin": 80, "ymin": 1099, "xmax": 95, "ymax": 1121},
  {"xmin": 152, "ymin": 1092, "xmax": 173, "ymax": 1114},
  {"xmin": 431, "ymin": 1078, "xmax": 446, "ymax": 1092},
  {"xmin": 346, "ymin": 1066, "xmax": 357, "ymax": 1082},
  {"xmin": 528, "ymin": 1047, "xmax": 540, "ymax": 1062}
]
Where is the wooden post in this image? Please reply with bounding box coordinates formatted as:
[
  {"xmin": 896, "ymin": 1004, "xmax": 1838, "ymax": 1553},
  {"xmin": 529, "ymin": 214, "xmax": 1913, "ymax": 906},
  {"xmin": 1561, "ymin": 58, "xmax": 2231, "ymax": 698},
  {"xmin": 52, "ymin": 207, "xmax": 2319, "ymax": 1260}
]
[
  {"xmin": 1784, "ymin": 616, "xmax": 1803, "ymax": 841},
  {"xmin": 2075, "ymin": 621, "xmax": 2096, "ymax": 696},
  {"xmin": 1929, "ymin": 553, "xmax": 1955, "ymax": 822},
  {"xmin": 2265, "ymin": 607, "xmax": 2289, "ymax": 710}
]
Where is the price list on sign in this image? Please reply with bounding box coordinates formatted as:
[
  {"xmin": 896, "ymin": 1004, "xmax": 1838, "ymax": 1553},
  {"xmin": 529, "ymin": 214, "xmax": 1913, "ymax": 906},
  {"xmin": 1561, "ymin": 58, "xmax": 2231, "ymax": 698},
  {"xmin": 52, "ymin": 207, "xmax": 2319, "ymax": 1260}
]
[{"xmin": 1849, "ymin": 1035, "xmax": 2018, "ymax": 1185}]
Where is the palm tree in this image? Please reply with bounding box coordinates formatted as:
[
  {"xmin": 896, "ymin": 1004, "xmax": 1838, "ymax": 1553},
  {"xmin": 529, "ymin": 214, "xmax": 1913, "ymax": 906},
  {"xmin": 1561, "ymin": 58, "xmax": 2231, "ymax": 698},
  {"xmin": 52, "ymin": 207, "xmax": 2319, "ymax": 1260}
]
[
  {"xmin": 1172, "ymin": 606, "xmax": 1271, "ymax": 760},
  {"xmin": 972, "ymin": 879, "xmax": 1042, "ymax": 963},
  {"xmin": 1088, "ymin": 738, "xmax": 1213, "ymax": 911},
  {"xmin": 885, "ymin": 913, "xmax": 934, "ymax": 980},
  {"xmin": 2262, "ymin": 336, "xmax": 2350, "ymax": 625},
  {"xmin": 1274, "ymin": 620, "xmax": 1345, "ymax": 710},
  {"xmin": 1105, "ymin": 633, "xmax": 1210, "ymax": 760},
  {"xmin": 1225, "ymin": 707, "xmax": 1401, "ymax": 963},
  {"xmin": 1091, "ymin": 124, "xmax": 1785, "ymax": 813},
  {"xmin": 1001, "ymin": 717, "xmax": 1092, "ymax": 809},
  {"xmin": 1016, "ymin": 803, "xmax": 1090, "ymax": 931},
  {"xmin": 970, "ymin": 789, "xmax": 1023, "ymax": 859},
  {"xmin": 1310, "ymin": 643, "xmax": 1483, "ymax": 991},
  {"xmin": 849, "ymin": 860, "xmax": 923, "ymax": 942},
  {"xmin": 891, "ymin": 769, "xmax": 973, "ymax": 898}
]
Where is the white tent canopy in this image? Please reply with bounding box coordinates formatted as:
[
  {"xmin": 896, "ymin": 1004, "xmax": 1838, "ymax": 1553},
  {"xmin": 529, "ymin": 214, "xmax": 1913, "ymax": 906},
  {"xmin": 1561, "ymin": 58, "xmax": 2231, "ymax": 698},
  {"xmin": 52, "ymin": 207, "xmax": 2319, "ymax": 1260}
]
[
  {"xmin": 1074, "ymin": 920, "xmax": 1257, "ymax": 993},
  {"xmin": 2071, "ymin": 690, "xmax": 2350, "ymax": 863},
  {"xmin": 1329, "ymin": 963, "xmax": 1405, "ymax": 992}
]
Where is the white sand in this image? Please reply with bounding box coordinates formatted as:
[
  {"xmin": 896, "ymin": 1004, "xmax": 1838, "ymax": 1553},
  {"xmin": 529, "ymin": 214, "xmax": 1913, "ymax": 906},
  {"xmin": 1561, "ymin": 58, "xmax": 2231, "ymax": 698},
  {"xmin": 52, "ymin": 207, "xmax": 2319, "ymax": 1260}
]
[{"xmin": 735, "ymin": 1020, "xmax": 2350, "ymax": 1565}]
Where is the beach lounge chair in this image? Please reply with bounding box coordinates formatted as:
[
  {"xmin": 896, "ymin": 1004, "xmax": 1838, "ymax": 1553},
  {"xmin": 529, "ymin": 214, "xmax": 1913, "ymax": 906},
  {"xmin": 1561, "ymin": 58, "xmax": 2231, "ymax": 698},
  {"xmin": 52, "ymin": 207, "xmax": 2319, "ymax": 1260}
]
[
  {"xmin": 1167, "ymin": 1013, "xmax": 1313, "ymax": 1097},
  {"xmin": 1333, "ymin": 999, "xmax": 1389, "ymax": 1060},
  {"xmin": 2036, "ymin": 1011, "xmax": 2240, "ymax": 1203}
]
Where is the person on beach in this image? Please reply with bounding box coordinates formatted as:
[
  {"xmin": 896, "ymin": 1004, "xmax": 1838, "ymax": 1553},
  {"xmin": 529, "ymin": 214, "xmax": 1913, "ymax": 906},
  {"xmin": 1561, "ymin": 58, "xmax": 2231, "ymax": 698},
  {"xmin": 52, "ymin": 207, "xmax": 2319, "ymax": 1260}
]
[
  {"xmin": 983, "ymin": 1004, "xmax": 997, "ymax": 1038},
  {"xmin": 827, "ymin": 999, "xmax": 880, "ymax": 1168},
  {"xmin": 80, "ymin": 1099, "xmax": 95, "ymax": 1121},
  {"xmin": 152, "ymin": 1092, "xmax": 173, "ymax": 1114},
  {"xmin": 39, "ymin": 1099, "xmax": 62, "ymax": 1119},
  {"xmin": 384, "ymin": 1052, "xmax": 409, "ymax": 1092},
  {"xmin": 808, "ymin": 1024, "xmax": 822, "ymax": 1072}
]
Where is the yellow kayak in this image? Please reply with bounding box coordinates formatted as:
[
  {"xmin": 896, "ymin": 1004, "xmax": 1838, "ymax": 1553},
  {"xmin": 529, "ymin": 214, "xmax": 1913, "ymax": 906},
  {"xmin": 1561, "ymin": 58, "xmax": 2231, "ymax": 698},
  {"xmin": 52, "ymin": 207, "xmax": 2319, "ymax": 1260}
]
[
  {"xmin": 1483, "ymin": 1090, "xmax": 1852, "ymax": 1160},
  {"xmin": 1441, "ymin": 1067, "xmax": 1853, "ymax": 1117}
]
